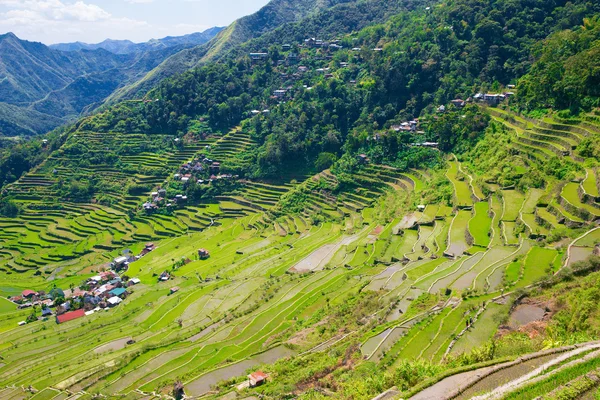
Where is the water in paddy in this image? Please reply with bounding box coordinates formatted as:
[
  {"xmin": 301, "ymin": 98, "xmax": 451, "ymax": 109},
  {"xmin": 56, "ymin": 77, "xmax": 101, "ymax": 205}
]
[
  {"xmin": 185, "ymin": 345, "xmax": 295, "ymax": 396},
  {"xmin": 455, "ymin": 353, "xmax": 560, "ymax": 400},
  {"xmin": 361, "ymin": 329, "xmax": 391, "ymax": 357},
  {"xmin": 509, "ymin": 304, "xmax": 545, "ymax": 328}
]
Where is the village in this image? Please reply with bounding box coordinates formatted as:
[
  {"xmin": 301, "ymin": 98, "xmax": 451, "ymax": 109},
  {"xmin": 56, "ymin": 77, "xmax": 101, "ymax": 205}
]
[
  {"xmin": 248, "ymin": 38, "xmax": 516, "ymax": 152},
  {"xmin": 7, "ymin": 242, "xmax": 214, "ymax": 326}
]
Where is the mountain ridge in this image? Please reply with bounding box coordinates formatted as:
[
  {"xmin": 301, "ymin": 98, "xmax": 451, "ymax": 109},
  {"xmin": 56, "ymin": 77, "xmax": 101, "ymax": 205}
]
[
  {"xmin": 49, "ymin": 27, "xmax": 224, "ymax": 54},
  {"xmin": 0, "ymin": 29, "xmax": 221, "ymax": 137}
]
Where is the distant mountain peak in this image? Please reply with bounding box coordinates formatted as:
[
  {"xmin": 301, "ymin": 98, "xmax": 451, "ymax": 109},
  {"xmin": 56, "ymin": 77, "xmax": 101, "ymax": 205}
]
[
  {"xmin": 49, "ymin": 27, "xmax": 224, "ymax": 55},
  {"xmin": 0, "ymin": 32, "xmax": 19, "ymax": 42}
]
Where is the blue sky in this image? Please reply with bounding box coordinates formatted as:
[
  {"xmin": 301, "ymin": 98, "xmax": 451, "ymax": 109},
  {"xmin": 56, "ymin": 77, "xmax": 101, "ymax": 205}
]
[{"xmin": 0, "ymin": 0, "xmax": 270, "ymax": 44}]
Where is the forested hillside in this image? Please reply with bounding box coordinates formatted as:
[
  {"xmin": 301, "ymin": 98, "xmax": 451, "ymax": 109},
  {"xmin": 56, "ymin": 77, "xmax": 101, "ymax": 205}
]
[
  {"xmin": 105, "ymin": 0, "xmax": 412, "ymax": 104},
  {"xmin": 82, "ymin": 0, "xmax": 600, "ymax": 178}
]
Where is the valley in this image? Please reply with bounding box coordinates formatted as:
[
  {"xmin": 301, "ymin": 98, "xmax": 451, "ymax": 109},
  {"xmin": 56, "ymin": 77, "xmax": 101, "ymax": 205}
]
[
  {"xmin": 1, "ymin": 0, "xmax": 600, "ymax": 398},
  {"xmin": 1, "ymin": 106, "xmax": 600, "ymax": 399}
]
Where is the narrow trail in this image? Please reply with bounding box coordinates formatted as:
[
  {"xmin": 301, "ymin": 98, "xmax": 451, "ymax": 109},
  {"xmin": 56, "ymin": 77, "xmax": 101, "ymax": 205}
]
[{"xmin": 561, "ymin": 227, "xmax": 600, "ymax": 273}]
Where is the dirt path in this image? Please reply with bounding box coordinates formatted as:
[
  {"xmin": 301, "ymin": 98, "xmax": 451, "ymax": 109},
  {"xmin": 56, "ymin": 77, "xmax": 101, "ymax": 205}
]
[{"xmin": 561, "ymin": 227, "xmax": 600, "ymax": 272}]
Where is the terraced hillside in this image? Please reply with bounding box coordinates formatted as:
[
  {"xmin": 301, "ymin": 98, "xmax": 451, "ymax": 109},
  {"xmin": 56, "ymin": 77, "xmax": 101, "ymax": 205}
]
[{"xmin": 1, "ymin": 108, "xmax": 600, "ymax": 399}]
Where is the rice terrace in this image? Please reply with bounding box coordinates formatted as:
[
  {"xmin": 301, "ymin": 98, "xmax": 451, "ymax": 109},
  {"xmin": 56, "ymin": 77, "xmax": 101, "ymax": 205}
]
[{"xmin": 2, "ymin": 0, "xmax": 600, "ymax": 399}]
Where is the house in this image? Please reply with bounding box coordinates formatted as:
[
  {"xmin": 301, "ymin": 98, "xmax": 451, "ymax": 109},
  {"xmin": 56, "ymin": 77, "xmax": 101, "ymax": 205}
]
[
  {"xmin": 249, "ymin": 52, "xmax": 268, "ymax": 61},
  {"xmin": 143, "ymin": 202, "xmax": 158, "ymax": 212},
  {"xmin": 198, "ymin": 249, "xmax": 210, "ymax": 260},
  {"xmin": 109, "ymin": 287, "xmax": 127, "ymax": 298},
  {"xmin": 305, "ymin": 38, "xmax": 324, "ymax": 47},
  {"xmin": 101, "ymin": 270, "xmax": 117, "ymax": 281},
  {"xmin": 56, "ymin": 309, "xmax": 85, "ymax": 324},
  {"xmin": 41, "ymin": 308, "xmax": 52, "ymax": 317},
  {"xmin": 282, "ymin": 44, "xmax": 292, "ymax": 51},
  {"xmin": 437, "ymin": 105, "xmax": 446, "ymax": 113},
  {"xmin": 170, "ymin": 287, "xmax": 180, "ymax": 295},
  {"xmin": 72, "ymin": 289, "xmax": 89, "ymax": 298},
  {"xmin": 417, "ymin": 205, "xmax": 426, "ymax": 212},
  {"xmin": 140, "ymin": 243, "xmax": 155, "ymax": 256},
  {"xmin": 107, "ymin": 296, "xmax": 122, "ymax": 307},
  {"xmin": 286, "ymin": 53, "xmax": 299, "ymax": 64},
  {"xmin": 113, "ymin": 256, "xmax": 128, "ymax": 270},
  {"xmin": 210, "ymin": 162, "xmax": 221, "ymax": 174},
  {"xmin": 357, "ymin": 154, "xmax": 370, "ymax": 164},
  {"xmin": 22, "ymin": 290, "xmax": 37, "ymax": 299},
  {"xmin": 507, "ymin": 84, "xmax": 516, "ymax": 89},
  {"xmin": 273, "ymin": 89, "xmax": 287, "ymax": 98},
  {"xmin": 249, "ymin": 371, "xmax": 268, "ymax": 387},
  {"xmin": 41, "ymin": 299, "xmax": 54, "ymax": 307},
  {"xmin": 483, "ymin": 94, "xmax": 502, "ymax": 105},
  {"xmin": 128, "ymin": 278, "xmax": 141, "ymax": 286},
  {"xmin": 451, "ymin": 99, "xmax": 466, "ymax": 108},
  {"xmin": 413, "ymin": 142, "xmax": 439, "ymax": 148},
  {"xmin": 159, "ymin": 271, "xmax": 170, "ymax": 281},
  {"xmin": 10, "ymin": 296, "xmax": 23, "ymax": 303}
]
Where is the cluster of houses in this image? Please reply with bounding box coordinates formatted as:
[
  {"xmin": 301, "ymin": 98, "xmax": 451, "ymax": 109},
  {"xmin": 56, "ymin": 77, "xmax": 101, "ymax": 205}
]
[
  {"xmin": 391, "ymin": 120, "xmax": 419, "ymax": 133},
  {"xmin": 248, "ymin": 38, "xmax": 365, "ymax": 105},
  {"xmin": 11, "ymin": 269, "xmax": 142, "ymax": 325},
  {"xmin": 172, "ymin": 156, "xmax": 238, "ymax": 186},
  {"xmin": 438, "ymin": 88, "xmax": 516, "ymax": 112},
  {"xmin": 11, "ymin": 245, "xmax": 158, "ymax": 325}
]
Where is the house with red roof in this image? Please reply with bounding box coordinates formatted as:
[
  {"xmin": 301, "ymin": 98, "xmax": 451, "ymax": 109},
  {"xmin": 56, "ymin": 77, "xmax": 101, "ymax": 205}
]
[
  {"xmin": 22, "ymin": 290, "xmax": 38, "ymax": 298},
  {"xmin": 248, "ymin": 371, "xmax": 268, "ymax": 387},
  {"xmin": 55, "ymin": 309, "xmax": 85, "ymax": 324}
]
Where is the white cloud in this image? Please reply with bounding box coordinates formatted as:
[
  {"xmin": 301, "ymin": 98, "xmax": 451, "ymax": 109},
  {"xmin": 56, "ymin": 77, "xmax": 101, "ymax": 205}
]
[{"xmin": 0, "ymin": 0, "xmax": 149, "ymax": 43}]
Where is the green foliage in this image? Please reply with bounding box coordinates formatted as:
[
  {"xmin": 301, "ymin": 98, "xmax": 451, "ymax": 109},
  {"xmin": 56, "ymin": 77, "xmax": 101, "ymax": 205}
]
[
  {"xmin": 517, "ymin": 16, "xmax": 600, "ymax": 113},
  {"xmin": 0, "ymin": 199, "xmax": 19, "ymax": 218},
  {"xmin": 427, "ymin": 106, "xmax": 490, "ymax": 152},
  {"xmin": 315, "ymin": 152, "xmax": 338, "ymax": 171}
]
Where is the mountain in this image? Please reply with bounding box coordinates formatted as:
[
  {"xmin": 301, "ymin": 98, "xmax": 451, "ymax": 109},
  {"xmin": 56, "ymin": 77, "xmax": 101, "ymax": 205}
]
[
  {"xmin": 0, "ymin": 32, "xmax": 127, "ymax": 105},
  {"xmin": 0, "ymin": 29, "xmax": 221, "ymax": 137},
  {"xmin": 2, "ymin": 1, "xmax": 600, "ymax": 398},
  {"xmin": 49, "ymin": 27, "xmax": 224, "ymax": 55}
]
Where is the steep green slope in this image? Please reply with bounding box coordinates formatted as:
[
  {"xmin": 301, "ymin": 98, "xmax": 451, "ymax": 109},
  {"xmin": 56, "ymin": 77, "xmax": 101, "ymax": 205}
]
[
  {"xmin": 86, "ymin": 0, "xmax": 600, "ymax": 181},
  {"xmin": 0, "ymin": 33, "xmax": 126, "ymax": 105},
  {"xmin": 105, "ymin": 0, "xmax": 406, "ymax": 103},
  {"xmin": 0, "ymin": 103, "xmax": 66, "ymax": 137}
]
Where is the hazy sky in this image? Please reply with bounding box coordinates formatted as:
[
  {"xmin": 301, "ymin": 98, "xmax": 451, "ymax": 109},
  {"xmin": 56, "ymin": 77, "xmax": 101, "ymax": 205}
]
[{"xmin": 0, "ymin": 0, "xmax": 271, "ymax": 45}]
